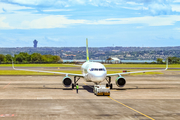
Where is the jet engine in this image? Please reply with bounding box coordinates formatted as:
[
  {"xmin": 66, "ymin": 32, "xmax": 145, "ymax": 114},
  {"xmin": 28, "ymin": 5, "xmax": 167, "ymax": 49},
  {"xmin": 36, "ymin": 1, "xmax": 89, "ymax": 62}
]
[
  {"xmin": 116, "ymin": 76, "xmax": 126, "ymax": 87},
  {"xmin": 62, "ymin": 76, "xmax": 72, "ymax": 87}
]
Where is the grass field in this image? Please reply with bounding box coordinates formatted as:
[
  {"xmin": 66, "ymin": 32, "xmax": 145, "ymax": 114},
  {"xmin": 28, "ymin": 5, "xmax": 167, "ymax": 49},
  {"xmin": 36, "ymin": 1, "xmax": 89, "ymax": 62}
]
[
  {"xmin": 0, "ymin": 64, "xmax": 79, "ymax": 67},
  {"xmin": 0, "ymin": 70, "xmax": 163, "ymax": 76},
  {"xmin": 0, "ymin": 70, "xmax": 57, "ymax": 75},
  {"xmin": 0, "ymin": 63, "xmax": 179, "ymax": 68},
  {"xmin": 104, "ymin": 64, "xmax": 180, "ymax": 68},
  {"xmin": 0, "ymin": 63, "xmax": 178, "ymax": 75}
]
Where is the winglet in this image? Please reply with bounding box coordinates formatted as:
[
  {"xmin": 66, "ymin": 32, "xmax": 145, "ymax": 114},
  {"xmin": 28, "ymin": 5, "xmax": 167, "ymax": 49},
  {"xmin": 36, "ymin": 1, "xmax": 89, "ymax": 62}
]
[
  {"xmin": 86, "ymin": 38, "xmax": 89, "ymax": 62},
  {"xmin": 166, "ymin": 58, "xmax": 168, "ymax": 70},
  {"xmin": 12, "ymin": 59, "xmax": 15, "ymax": 69}
]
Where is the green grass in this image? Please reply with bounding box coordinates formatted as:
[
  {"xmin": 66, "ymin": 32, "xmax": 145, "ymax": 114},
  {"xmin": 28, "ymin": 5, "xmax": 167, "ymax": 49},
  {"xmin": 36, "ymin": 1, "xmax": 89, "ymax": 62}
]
[
  {"xmin": 104, "ymin": 64, "xmax": 180, "ymax": 68},
  {"xmin": 2, "ymin": 63, "xmax": 177, "ymax": 68},
  {"xmin": 0, "ymin": 64, "xmax": 79, "ymax": 67},
  {"xmin": 0, "ymin": 70, "xmax": 56, "ymax": 75},
  {"xmin": 107, "ymin": 71, "xmax": 163, "ymax": 75},
  {"xmin": 1, "ymin": 63, "xmax": 180, "ymax": 68},
  {"xmin": 0, "ymin": 70, "xmax": 163, "ymax": 76}
]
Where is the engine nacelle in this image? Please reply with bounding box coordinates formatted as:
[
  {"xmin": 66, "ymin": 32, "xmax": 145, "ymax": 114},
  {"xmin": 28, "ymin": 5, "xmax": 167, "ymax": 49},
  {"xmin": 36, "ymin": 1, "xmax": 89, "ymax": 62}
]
[
  {"xmin": 116, "ymin": 76, "xmax": 126, "ymax": 87},
  {"xmin": 62, "ymin": 76, "xmax": 72, "ymax": 87}
]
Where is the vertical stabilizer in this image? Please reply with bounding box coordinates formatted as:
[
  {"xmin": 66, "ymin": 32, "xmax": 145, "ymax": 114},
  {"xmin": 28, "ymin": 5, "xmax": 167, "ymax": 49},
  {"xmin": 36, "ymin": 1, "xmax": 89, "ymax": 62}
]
[{"xmin": 86, "ymin": 38, "xmax": 89, "ymax": 62}]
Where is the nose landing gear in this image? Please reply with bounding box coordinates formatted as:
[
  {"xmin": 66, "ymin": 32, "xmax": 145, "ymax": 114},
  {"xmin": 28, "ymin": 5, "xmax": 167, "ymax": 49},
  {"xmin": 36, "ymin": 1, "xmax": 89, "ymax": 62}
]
[{"xmin": 105, "ymin": 76, "xmax": 113, "ymax": 89}]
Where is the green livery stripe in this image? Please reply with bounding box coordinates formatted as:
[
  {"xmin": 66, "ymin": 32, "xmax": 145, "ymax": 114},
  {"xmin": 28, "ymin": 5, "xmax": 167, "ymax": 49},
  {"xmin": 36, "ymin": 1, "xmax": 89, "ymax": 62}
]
[{"xmin": 86, "ymin": 38, "xmax": 89, "ymax": 61}]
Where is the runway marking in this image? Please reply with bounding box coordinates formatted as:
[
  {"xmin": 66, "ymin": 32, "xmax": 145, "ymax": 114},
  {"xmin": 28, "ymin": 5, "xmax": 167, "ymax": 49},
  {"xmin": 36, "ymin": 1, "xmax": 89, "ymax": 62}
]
[
  {"xmin": 3, "ymin": 82, "xmax": 11, "ymax": 89},
  {"xmin": 108, "ymin": 96, "xmax": 155, "ymax": 120},
  {"xmin": 110, "ymin": 90, "xmax": 119, "ymax": 91},
  {"xmin": 0, "ymin": 114, "xmax": 15, "ymax": 117},
  {"xmin": 83, "ymin": 83, "xmax": 87, "ymax": 85}
]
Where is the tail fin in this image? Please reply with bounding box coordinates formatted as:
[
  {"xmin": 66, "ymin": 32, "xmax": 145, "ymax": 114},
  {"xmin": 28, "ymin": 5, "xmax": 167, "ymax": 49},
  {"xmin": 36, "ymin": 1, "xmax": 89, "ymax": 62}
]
[{"xmin": 86, "ymin": 38, "xmax": 89, "ymax": 62}]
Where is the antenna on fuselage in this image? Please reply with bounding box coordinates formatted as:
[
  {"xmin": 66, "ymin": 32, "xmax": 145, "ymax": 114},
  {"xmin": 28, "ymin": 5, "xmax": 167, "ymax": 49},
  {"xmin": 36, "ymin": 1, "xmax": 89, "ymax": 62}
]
[{"xmin": 86, "ymin": 38, "xmax": 89, "ymax": 62}]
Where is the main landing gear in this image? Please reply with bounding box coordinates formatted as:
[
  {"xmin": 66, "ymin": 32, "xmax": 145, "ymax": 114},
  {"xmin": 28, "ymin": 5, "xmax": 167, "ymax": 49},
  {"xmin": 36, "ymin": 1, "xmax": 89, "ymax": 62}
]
[
  {"xmin": 105, "ymin": 76, "xmax": 113, "ymax": 89},
  {"xmin": 72, "ymin": 76, "xmax": 80, "ymax": 89}
]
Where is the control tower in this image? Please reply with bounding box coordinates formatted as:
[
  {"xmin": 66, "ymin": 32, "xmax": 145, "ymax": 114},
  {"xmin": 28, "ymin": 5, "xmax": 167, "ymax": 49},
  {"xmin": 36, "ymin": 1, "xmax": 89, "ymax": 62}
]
[{"xmin": 33, "ymin": 40, "xmax": 38, "ymax": 48}]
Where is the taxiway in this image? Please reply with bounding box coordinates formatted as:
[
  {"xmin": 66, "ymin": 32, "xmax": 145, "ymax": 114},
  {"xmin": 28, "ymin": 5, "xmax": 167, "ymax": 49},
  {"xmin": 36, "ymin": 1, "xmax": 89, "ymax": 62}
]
[{"xmin": 0, "ymin": 71, "xmax": 180, "ymax": 120}]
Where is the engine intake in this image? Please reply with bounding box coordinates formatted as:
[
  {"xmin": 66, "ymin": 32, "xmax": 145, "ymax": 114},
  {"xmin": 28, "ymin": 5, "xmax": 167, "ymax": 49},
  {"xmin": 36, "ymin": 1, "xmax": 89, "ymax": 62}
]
[
  {"xmin": 62, "ymin": 76, "xmax": 72, "ymax": 87},
  {"xmin": 116, "ymin": 76, "xmax": 126, "ymax": 87}
]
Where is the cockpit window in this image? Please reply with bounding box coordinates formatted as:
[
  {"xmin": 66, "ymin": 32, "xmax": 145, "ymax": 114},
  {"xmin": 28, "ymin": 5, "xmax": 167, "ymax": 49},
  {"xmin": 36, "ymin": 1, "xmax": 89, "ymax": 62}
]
[
  {"xmin": 94, "ymin": 68, "xmax": 98, "ymax": 71},
  {"xmin": 90, "ymin": 68, "xmax": 105, "ymax": 71},
  {"xmin": 99, "ymin": 68, "xmax": 105, "ymax": 71}
]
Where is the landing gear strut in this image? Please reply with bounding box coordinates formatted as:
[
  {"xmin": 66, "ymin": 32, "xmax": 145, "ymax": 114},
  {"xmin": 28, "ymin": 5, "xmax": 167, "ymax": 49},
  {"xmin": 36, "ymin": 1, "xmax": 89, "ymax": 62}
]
[
  {"xmin": 105, "ymin": 76, "xmax": 113, "ymax": 89},
  {"xmin": 72, "ymin": 76, "xmax": 80, "ymax": 89}
]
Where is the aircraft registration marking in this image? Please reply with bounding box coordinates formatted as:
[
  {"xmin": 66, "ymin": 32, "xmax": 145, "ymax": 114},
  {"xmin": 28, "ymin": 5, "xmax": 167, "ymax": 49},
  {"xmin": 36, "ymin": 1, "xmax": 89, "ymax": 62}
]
[{"xmin": 108, "ymin": 96, "xmax": 155, "ymax": 120}]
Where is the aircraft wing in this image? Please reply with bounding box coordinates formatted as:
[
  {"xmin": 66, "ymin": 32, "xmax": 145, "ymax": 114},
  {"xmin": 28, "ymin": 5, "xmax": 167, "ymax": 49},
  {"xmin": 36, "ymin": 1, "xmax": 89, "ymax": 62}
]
[
  {"xmin": 12, "ymin": 63, "xmax": 84, "ymax": 77},
  {"xmin": 107, "ymin": 60, "xmax": 168, "ymax": 77},
  {"xmin": 106, "ymin": 69, "xmax": 167, "ymax": 77}
]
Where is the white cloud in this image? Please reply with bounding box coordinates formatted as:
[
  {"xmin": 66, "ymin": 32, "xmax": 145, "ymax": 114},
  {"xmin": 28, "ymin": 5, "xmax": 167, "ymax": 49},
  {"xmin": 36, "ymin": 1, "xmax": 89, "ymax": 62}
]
[
  {"xmin": 126, "ymin": 2, "xmax": 143, "ymax": 6},
  {"xmin": 0, "ymin": 2, "xmax": 33, "ymax": 13},
  {"xmin": 1, "ymin": 0, "xmax": 123, "ymax": 7},
  {"xmin": 43, "ymin": 9, "xmax": 72, "ymax": 12},
  {"xmin": 173, "ymin": 0, "xmax": 180, "ymax": 3},
  {"xmin": 44, "ymin": 36, "xmax": 65, "ymax": 42},
  {"xmin": 172, "ymin": 4, "xmax": 180, "ymax": 12},
  {"xmin": 21, "ymin": 15, "xmax": 86, "ymax": 29},
  {"xmin": 5, "ymin": 0, "xmax": 54, "ymax": 5},
  {"xmin": 143, "ymin": 1, "xmax": 172, "ymax": 15},
  {"xmin": 122, "ymin": 6, "xmax": 141, "ymax": 10},
  {"xmin": 1, "ymin": 14, "xmax": 180, "ymax": 29},
  {"xmin": 0, "ymin": 17, "xmax": 13, "ymax": 29},
  {"xmin": 87, "ymin": 15, "xmax": 180, "ymax": 26},
  {"xmin": 0, "ymin": 0, "xmax": 178, "ymax": 16},
  {"xmin": 0, "ymin": 0, "xmax": 180, "ymax": 29}
]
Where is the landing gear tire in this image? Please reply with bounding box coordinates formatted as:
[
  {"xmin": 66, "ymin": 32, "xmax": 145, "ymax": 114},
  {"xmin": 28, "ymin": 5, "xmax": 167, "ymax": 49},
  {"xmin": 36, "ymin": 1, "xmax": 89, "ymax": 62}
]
[
  {"xmin": 72, "ymin": 84, "xmax": 74, "ymax": 89},
  {"xmin": 110, "ymin": 84, "xmax": 113, "ymax": 89},
  {"xmin": 106, "ymin": 84, "xmax": 109, "ymax": 87}
]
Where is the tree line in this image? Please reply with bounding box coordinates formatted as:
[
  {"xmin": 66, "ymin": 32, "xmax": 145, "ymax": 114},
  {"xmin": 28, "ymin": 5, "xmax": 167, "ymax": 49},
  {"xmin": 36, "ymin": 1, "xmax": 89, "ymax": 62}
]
[
  {"xmin": 0, "ymin": 52, "xmax": 180, "ymax": 64},
  {"xmin": 0, "ymin": 52, "xmax": 63, "ymax": 64},
  {"xmin": 156, "ymin": 57, "xmax": 180, "ymax": 64}
]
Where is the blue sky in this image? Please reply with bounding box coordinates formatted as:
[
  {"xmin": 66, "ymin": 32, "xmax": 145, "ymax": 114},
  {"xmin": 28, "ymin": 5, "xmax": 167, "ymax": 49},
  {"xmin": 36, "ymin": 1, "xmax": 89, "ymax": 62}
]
[{"xmin": 0, "ymin": 0, "xmax": 180, "ymax": 47}]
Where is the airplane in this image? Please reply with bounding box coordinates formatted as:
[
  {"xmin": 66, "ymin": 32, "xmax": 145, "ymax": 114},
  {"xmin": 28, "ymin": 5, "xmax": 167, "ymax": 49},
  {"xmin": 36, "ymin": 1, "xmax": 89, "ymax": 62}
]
[{"xmin": 12, "ymin": 38, "xmax": 168, "ymax": 90}]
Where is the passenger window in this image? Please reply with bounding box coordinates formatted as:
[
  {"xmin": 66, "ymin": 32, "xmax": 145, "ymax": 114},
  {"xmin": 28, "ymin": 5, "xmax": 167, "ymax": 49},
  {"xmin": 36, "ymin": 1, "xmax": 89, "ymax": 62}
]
[{"xmin": 94, "ymin": 68, "xmax": 98, "ymax": 71}]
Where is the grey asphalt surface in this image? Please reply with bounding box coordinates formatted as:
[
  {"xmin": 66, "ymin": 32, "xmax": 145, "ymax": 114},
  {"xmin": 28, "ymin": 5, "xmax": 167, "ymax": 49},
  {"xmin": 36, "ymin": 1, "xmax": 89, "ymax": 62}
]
[{"xmin": 0, "ymin": 71, "xmax": 180, "ymax": 120}]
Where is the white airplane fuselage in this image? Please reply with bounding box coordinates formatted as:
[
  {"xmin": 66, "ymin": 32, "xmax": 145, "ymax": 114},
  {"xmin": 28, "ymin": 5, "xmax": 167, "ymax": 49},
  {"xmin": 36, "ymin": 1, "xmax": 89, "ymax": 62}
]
[{"xmin": 81, "ymin": 61, "xmax": 107, "ymax": 84}]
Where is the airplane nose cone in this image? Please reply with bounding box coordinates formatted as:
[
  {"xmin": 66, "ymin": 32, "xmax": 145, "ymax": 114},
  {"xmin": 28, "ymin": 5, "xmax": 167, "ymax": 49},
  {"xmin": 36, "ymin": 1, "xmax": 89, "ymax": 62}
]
[{"xmin": 91, "ymin": 72, "xmax": 106, "ymax": 81}]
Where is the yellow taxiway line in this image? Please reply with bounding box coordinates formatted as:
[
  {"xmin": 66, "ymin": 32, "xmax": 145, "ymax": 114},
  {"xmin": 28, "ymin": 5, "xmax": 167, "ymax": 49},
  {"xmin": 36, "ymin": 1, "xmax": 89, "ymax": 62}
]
[
  {"xmin": 83, "ymin": 83, "xmax": 87, "ymax": 85},
  {"xmin": 108, "ymin": 96, "xmax": 155, "ymax": 120},
  {"xmin": 83, "ymin": 83, "xmax": 154, "ymax": 119}
]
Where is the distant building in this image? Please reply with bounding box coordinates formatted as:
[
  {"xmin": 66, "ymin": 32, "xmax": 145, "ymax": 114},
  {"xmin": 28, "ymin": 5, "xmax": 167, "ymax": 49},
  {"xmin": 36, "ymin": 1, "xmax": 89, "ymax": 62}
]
[
  {"xmin": 106, "ymin": 57, "xmax": 120, "ymax": 64},
  {"xmin": 33, "ymin": 40, "xmax": 38, "ymax": 48}
]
